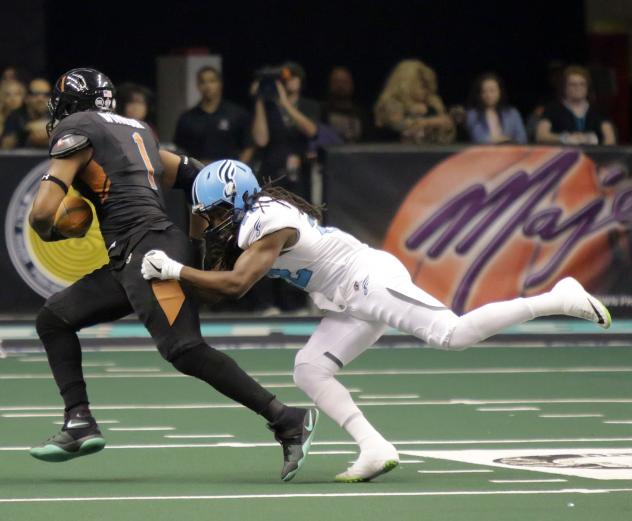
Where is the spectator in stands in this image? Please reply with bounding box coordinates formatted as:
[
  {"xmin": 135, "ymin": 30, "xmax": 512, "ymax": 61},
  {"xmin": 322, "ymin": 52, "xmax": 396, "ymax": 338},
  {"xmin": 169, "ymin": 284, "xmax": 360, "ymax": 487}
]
[
  {"xmin": 374, "ymin": 59, "xmax": 454, "ymax": 144},
  {"xmin": 536, "ymin": 65, "xmax": 616, "ymax": 145},
  {"xmin": 465, "ymin": 72, "xmax": 527, "ymax": 144},
  {"xmin": 0, "ymin": 79, "xmax": 26, "ymax": 136},
  {"xmin": 526, "ymin": 60, "xmax": 566, "ymax": 141},
  {"xmin": 174, "ymin": 66, "xmax": 252, "ymax": 164},
  {"xmin": 251, "ymin": 61, "xmax": 321, "ymax": 198},
  {"xmin": 321, "ymin": 66, "xmax": 368, "ymax": 143},
  {"xmin": 117, "ymin": 82, "xmax": 157, "ymax": 137},
  {"xmin": 1, "ymin": 77, "xmax": 50, "ymax": 150}
]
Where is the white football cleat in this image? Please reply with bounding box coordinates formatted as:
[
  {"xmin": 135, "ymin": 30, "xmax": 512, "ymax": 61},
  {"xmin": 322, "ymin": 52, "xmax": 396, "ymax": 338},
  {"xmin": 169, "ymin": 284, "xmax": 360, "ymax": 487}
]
[
  {"xmin": 552, "ymin": 277, "xmax": 611, "ymax": 329},
  {"xmin": 335, "ymin": 442, "xmax": 399, "ymax": 483}
]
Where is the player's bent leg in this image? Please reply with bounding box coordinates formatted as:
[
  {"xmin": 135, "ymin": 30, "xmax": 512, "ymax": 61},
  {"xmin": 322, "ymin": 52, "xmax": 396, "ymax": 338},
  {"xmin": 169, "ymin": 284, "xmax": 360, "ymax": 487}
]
[
  {"xmin": 30, "ymin": 268, "xmax": 132, "ymax": 462},
  {"xmin": 294, "ymin": 314, "xmax": 398, "ymax": 482}
]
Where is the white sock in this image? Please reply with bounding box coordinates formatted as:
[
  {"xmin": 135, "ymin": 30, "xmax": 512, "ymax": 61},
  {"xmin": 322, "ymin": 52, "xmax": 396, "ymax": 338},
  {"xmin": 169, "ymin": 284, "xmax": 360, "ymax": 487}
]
[
  {"xmin": 450, "ymin": 292, "xmax": 561, "ymax": 347},
  {"xmin": 294, "ymin": 362, "xmax": 385, "ymax": 449}
]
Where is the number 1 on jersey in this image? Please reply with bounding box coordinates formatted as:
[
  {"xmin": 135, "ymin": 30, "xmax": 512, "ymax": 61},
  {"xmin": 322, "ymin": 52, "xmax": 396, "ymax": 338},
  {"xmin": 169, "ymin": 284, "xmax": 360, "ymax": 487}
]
[{"xmin": 132, "ymin": 132, "xmax": 158, "ymax": 190}]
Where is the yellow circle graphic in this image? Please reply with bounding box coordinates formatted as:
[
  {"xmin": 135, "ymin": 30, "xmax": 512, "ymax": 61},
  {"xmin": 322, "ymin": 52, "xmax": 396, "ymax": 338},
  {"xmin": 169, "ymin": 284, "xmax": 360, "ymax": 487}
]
[{"xmin": 26, "ymin": 190, "xmax": 108, "ymax": 285}]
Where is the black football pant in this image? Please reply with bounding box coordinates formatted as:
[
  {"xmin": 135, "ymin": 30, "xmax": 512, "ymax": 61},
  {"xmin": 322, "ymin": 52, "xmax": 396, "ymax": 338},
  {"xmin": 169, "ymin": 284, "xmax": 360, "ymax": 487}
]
[{"xmin": 35, "ymin": 226, "xmax": 275, "ymax": 413}]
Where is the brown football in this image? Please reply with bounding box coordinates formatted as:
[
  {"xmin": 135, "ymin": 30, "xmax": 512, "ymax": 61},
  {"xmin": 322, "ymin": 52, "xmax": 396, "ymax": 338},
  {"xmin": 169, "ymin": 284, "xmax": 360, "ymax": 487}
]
[{"xmin": 54, "ymin": 195, "xmax": 93, "ymax": 238}]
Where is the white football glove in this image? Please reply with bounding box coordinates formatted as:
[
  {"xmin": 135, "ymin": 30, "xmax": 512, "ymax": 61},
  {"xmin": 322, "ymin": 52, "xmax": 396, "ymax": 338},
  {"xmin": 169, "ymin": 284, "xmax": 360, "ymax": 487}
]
[{"xmin": 141, "ymin": 250, "xmax": 183, "ymax": 281}]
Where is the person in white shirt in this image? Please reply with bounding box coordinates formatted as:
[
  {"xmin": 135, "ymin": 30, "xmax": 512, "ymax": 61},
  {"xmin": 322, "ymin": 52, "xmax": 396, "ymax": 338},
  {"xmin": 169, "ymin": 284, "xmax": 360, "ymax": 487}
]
[{"xmin": 141, "ymin": 159, "xmax": 612, "ymax": 483}]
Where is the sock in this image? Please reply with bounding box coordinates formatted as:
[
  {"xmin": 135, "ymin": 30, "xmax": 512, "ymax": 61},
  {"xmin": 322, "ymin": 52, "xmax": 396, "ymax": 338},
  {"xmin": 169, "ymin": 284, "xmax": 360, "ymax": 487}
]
[
  {"xmin": 450, "ymin": 292, "xmax": 561, "ymax": 347},
  {"xmin": 344, "ymin": 412, "xmax": 387, "ymax": 450}
]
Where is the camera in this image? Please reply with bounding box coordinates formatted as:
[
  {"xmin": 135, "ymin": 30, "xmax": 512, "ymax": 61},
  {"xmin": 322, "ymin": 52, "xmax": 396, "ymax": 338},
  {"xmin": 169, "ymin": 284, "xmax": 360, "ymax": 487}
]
[{"xmin": 254, "ymin": 66, "xmax": 292, "ymax": 101}]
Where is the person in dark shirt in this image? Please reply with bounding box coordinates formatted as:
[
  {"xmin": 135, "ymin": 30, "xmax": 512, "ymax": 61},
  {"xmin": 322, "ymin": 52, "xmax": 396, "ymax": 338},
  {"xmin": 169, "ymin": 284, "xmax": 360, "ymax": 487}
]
[
  {"xmin": 173, "ymin": 66, "xmax": 252, "ymax": 164},
  {"xmin": 251, "ymin": 62, "xmax": 321, "ymax": 199},
  {"xmin": 321, "ymin": 66, "xmax": 369, "ymax": 143},
  {"xmin": 26, "ymin": 67, "xmax": 317, "ymax": 481},
  {"xmin": 1, "ymin": 77, "xmax": 51, "ymax": 149},
  {"xmin": 536, "ymin": 65, "xmax": 616, "ymax": 145}
]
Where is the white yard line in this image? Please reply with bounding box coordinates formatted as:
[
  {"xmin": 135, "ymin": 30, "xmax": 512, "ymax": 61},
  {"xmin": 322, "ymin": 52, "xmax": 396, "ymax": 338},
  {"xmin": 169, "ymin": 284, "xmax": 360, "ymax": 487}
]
[
  {"xmin": 358, "ymin": 394, "xmax": 420, "ymax": 399},
  {"xmin": 3, "ymin": 398, "xmax": 632, "ymax": 413},
  {"xmin": 477, "ymin": 407, "xmax": 540, "ymax": 412},
  {"xmin": 108, "ymin": 427, "xmax": 175, "ymax": 432},
  {"xmin": 2, "ymin": 488, "xmax": 631, "ymax": 503},
  {"xmin": 164, "ymin": 434, "xmax": 234, "ymax": 439},
  {"xmin": 4, "ymin": 366, "xmax": 632, "ymax": 380},
  {"xmin": 539, "ymin": 414, "xmax": 604, "ymax": 418},
  {"xmin": 5, "ymin": 436, "xmax": 632, "ymax": 452},
  {"xmin": 310, "ymin": 451, "xmax": 356, "ymax": 455},
  {"xmin": 418, "ymin": 470, "xmax": 494, "ymax": 474},
  {"xmin": 489, "ymin": 479, "xmax": 567, "ymax": 484},
  {"xmin": 603, "ymin": 420, "xmax": 632, "ymax": 424},
  {"xmin": 105, "ymin": 367, "xmax": 161, "ymax": 373}
]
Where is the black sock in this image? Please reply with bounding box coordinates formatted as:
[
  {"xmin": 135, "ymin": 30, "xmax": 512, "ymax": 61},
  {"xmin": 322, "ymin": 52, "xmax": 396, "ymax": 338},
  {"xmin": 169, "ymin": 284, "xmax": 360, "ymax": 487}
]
[
  {"xmin": 263, "ymin": 399, "xmax": 306, "ymax": 434},
  {"xmin": 35, "ymin": 307, "xmax": 89, "ymax": 411},
  {"xmin": 172, "ymin": 344, "xmax": 276, "ymax": 414}
]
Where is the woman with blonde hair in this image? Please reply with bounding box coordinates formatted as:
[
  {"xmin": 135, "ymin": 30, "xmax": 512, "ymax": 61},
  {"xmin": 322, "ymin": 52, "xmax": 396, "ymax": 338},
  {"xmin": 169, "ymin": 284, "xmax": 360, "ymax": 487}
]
[{"xmin": 374, "ymin": 59, "xmax": 454, "ymax": 144}]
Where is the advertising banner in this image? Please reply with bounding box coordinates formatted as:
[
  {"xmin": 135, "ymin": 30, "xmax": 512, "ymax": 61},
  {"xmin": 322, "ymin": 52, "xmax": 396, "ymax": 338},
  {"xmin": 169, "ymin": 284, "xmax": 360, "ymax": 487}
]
[
  {"xmin": 326, "ymin": 145, "xmax": 632, "ymax": 315},
  {"xmin": 1, "ymin": 153, "xmax": 188, "ymax": 313}
]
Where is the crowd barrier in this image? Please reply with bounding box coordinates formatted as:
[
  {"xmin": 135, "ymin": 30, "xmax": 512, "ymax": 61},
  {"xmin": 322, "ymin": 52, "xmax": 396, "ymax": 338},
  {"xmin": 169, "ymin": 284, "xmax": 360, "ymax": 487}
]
[{"xmin": 2, "ymin": 145, "xmax": 632, "ymax": 316}]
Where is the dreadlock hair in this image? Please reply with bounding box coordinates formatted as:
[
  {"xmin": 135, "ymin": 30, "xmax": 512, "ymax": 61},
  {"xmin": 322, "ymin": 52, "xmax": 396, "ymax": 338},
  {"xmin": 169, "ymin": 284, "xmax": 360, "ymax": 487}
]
[
  {"xmin": 203, "ymin": 178, "xmax": 325, "ymax": 273},
  {"xmin": 250, "ymin": 179, "xmax": 324, "ymax": 222}
]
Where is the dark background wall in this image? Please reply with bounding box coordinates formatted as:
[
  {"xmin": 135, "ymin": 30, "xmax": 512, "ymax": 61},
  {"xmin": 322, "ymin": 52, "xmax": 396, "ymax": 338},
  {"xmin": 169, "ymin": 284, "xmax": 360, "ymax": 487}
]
[{"xmin": 34, "ymin": 0, "xmax": 587, "ymax": 115}]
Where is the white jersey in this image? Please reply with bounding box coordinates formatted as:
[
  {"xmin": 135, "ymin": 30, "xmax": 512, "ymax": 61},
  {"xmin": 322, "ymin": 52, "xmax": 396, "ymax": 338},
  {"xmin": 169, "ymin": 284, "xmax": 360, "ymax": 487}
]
[{"xmin": 237, "ymin": 197, "xmax": 370, "ymax": 311}]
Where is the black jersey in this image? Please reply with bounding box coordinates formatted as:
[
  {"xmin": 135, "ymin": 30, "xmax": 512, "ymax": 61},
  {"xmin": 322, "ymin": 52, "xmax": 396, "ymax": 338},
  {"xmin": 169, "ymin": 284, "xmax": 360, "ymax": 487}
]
[{"xmin": 49, "ymin": 111, "xmax": 172, "ymax": 248}]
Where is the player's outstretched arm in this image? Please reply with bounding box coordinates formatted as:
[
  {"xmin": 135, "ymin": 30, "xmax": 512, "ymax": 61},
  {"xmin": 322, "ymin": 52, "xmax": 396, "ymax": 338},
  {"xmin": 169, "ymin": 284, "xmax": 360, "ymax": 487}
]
[
  {"xmin": 29, "ymin": 147, "xmax": 92, "ymax": 241},
  {"xmin": 142, "ymin": 228, "xmax": 296, "ymax": 298}
]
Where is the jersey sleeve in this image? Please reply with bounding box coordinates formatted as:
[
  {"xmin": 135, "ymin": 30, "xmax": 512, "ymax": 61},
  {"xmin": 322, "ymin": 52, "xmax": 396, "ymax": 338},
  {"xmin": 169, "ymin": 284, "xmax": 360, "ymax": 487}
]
[
  {"xmin": 48, "ymin": 113, "xmax": 97, "ymax": 158},
  {"xmin": 237, "ymin": 201, "xmax": 298, "ymax": 249}
]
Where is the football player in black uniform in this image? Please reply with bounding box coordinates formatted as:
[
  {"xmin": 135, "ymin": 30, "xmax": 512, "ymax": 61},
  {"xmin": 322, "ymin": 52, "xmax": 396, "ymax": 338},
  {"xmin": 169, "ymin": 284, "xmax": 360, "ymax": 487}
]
[{"xmin": 28, "ymin": 68, "xmax": 318, "ymax": 482}]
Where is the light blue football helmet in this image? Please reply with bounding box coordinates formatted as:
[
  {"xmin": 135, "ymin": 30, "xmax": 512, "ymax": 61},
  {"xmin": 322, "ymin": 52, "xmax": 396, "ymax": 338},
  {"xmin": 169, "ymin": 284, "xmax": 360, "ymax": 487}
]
[
  {"xmin": 192, "ymin": 159, "xmax": 261, "ymax": 242},
  {"xmin": 192, "ymin": 159, "xmax": 260, "ymax": 215}
]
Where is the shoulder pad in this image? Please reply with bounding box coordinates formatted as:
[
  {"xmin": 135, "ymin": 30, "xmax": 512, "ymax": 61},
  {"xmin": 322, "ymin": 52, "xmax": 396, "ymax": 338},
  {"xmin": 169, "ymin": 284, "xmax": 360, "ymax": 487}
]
[{"xmin": 50, "ymin": 133, "xmax": 91, "ymax": 158}]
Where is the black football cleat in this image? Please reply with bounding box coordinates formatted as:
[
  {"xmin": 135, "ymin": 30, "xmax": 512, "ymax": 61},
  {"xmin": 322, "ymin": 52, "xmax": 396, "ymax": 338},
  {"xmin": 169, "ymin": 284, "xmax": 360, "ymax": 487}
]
[
  {"xmin": 269, "ymin": 407, "xmax": 319, "ymax": 482},
  {"xmin": 30, "ymin": 413, "xmax": 105, "ymax": 462}
]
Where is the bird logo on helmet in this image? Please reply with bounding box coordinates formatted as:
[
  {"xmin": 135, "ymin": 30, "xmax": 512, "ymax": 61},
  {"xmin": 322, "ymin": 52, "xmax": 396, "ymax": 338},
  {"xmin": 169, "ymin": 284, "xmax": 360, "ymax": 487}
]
[{"xmin": 47, "ymin": 67, "xmax": 116, "ymax": 134}]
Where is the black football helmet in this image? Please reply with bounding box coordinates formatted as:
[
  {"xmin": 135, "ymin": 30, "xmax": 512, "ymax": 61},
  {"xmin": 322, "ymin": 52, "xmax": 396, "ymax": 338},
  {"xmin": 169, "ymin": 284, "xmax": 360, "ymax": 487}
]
[{"xmin": 47, "ymin": 68, "xmax": 116, "ymax": 134}]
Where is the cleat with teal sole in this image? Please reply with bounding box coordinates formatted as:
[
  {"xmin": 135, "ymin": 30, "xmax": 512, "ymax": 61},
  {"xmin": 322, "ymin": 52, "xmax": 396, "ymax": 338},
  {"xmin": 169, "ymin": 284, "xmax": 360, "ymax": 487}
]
[{"xmin": 30, "ymin": 430, "xmax": 106, "ymax": 462}]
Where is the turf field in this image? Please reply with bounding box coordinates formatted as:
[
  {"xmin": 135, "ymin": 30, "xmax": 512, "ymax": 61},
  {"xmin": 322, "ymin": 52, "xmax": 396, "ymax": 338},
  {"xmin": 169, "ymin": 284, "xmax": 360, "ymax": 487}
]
[{"xmin": 1, "ymin": 319, "xmax": 632, "ymax": 520}]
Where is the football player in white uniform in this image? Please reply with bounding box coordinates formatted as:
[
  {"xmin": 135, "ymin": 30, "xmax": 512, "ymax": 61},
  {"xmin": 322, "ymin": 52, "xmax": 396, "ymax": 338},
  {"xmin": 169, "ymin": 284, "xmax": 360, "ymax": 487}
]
[{"xmin": 141, "ymin": 160, "xmax": 612, "ymax": 482}]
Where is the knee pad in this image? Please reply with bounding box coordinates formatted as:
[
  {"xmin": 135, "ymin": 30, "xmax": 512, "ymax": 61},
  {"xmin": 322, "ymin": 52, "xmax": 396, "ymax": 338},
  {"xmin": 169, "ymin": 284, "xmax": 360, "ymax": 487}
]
[
  {"xmin": 35, "ymin": 306, "xmax": 72, "ymax": 338},
  {"xmin": 293, "ymin": 356, "xmax": 338, "ymax": 397}
]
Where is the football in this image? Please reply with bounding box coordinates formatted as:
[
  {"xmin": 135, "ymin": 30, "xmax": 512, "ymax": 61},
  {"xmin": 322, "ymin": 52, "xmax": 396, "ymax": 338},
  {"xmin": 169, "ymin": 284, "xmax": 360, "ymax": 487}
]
[{"xmin": 54, "ymin": 195, "xmax": 93, "ymax": 238}]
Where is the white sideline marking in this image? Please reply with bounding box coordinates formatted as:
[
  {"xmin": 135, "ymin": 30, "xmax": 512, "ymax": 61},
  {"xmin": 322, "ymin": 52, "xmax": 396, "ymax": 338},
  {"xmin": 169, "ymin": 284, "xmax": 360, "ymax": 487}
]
[
  {"xmin": 164, "ymin": 434, "xmax": 234, "ymax": 439},
  {"xmin": 6, "ymin": 436, "xmax": 632, "ymax": 452},
  {"xmin": 3, "ymin": 398, "xmax": 632, "ymax": 413},
  {"xmin": 4, "ymin": 366, "xmax": 632, "ymax": 379},
  {"xmin": 603, "ymin": 420, "xmax": 632, "ymax": 424},
  {"xmin": 3, "ymin": 413, "xmax": 62, "ymax": 418},
  {"xmin": 477, "ymin": 407, "xmax": 540, "ymax": 412},
  {"xmin": 358, "ymin": 394, "xmax": 420, "ymax": 399},
  {"xmin": 54, "ymin": 420, "xmax": 120, "ymax": 425},
  {"xmin": 17, "ymin": 359, "xmax": 116, "ymax": 367},
  {"xmin": 105, "ymin": 367, "xmax": 160, "ymax": 373},
  {"xmin": 539, "ymin": 414, "xmax": 603, "ymax": 418},
  {"xmin": 108, "ymin": 427, "xmax": 175, "ymax": 432},
  {"xmin": 400, "ymin": 460, "xmax": 424, "ymax": 464},
  {"xmin": 490, "ymin": 479, "xmax": 567, "ymax": 484},
  {"xmin": 2, "ymin": 489, "xmax": 632, "ymax": 503},
  {"xmin": 418, "ymin": 470, "xmax": 493, "ymax": 474},
  {"xmin": 311, "ymin": 451, "xmax": 356, "ymax": 455}
]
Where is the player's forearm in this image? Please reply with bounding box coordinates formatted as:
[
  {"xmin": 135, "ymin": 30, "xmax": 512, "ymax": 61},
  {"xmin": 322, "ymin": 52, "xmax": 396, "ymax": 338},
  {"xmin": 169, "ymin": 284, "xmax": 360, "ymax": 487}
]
[
  {"xmin": 180, "ymin": 266, "xmax": 249, "ymax": 298},
  {"xmin": 283, "ymin": 103, "xmax": 317, "ymax": 137},
  {"xmin": 252, "ymin": 99, "xmax": 269, "ymax": 147}
]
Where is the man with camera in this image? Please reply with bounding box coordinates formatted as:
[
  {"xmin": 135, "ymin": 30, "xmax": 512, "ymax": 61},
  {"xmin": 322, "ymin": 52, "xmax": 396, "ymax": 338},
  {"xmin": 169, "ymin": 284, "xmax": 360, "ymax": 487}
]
[{"xmin": 251, "ymin": 62, "xmax": 321, "ymax": 198}]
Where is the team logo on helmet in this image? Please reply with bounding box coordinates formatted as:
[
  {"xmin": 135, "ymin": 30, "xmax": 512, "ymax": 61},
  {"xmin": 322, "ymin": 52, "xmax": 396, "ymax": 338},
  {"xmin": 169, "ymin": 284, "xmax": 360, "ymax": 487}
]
[{"xmin": 217, "ymin": 160, "xmax": 237, "ymax": 200}]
